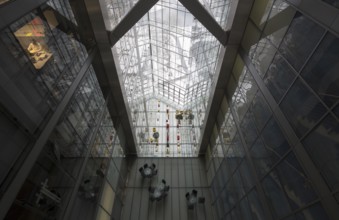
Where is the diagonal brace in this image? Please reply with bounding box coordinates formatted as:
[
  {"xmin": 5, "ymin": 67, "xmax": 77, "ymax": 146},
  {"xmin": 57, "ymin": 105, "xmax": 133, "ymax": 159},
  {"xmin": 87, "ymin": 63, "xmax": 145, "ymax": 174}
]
[
  {"xmin": 109, "ymin": 0, "xmax": 159, "ymax": 46},
  {"xmin": 178, "ymin": 0, "xmax": 228, "ymax": 46}
]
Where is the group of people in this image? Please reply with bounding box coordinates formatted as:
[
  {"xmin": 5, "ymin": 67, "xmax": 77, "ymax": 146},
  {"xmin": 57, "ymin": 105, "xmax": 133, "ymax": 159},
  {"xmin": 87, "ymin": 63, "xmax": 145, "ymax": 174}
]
[{"xmin": 139, "ymin": 163, "xmax": 204, "ymax": 208}]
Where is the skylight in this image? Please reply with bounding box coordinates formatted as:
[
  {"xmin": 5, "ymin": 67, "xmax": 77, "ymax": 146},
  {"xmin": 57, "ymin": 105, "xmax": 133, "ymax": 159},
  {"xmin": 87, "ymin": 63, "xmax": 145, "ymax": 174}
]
[{"xmin": 102, "ymin": 0, "xmax": 231, "ymax": 156}]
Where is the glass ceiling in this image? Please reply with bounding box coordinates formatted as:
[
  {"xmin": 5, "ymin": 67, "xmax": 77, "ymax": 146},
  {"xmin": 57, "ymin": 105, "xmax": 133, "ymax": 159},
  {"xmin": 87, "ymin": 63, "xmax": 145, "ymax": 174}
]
[{"xmin": 101, "ymin": 0, "xmax": 231, "ymax": 156}]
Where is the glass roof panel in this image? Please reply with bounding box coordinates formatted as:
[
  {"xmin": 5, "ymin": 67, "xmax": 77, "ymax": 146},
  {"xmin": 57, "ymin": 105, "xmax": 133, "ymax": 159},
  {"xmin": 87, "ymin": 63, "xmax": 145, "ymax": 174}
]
[
  {"xmin": 115, "ymin": 0, "xmax": 222, "ymax": 108},
  {"xmin": 109, "ymin": 0, "xmax": 231, "ymax": 156},
  {"xmin": 99, "ymin": 0, "xmax": 139, "ymax": 30},
  {"xmin": 198, "ymin": 0, "xmax": 232, "ymax": 29}
]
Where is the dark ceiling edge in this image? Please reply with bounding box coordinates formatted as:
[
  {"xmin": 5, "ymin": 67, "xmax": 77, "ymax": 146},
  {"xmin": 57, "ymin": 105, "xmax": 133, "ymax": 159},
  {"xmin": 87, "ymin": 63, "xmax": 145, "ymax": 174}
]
[
  {"xmin": 0, "ymin": 0, "xmax": 48, "ymax": 30},
  {"xmin": 198, "ymin": 0, "xmax": 255, "ymax": 155}
]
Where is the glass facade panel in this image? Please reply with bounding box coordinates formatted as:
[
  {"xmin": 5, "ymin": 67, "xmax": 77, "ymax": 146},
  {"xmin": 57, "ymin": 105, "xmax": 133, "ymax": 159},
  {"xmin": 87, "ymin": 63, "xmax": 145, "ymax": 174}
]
[
  {"xmin": 301, "ymin": 33, "xmax": 339, "ymax": 107},
  {"xmin": 241, "ymin": 110, "xmax": 259, "ymax": 148},
  {"xmin": 239, "ymin": 197, "xmax": 254, "ymax": 220},
  {"xmin": 248, "ymin": 189, "xmax": 266, "ymax": 220},
  {"xmin": 262, "ymin": 170, "xmax": 292, "ymax": 218},
  {"xmin": 251, "ymin": 91, "xmax": 271, "ymax": 131},
  {"xmin": 276, "ymin": 153, "xmax": 317, "ymax": 209},
  {"xmin": 264, "ymin": 53, "xmax": 296, "ymax": 103},
  {"xmin": 280, "ymin": 79, "xmax": 327, "ymax": 138},
  {"xmin": 303, "ymin": 115, "xmax": 339, "ymax": 191},
  {"xmin": 263, "ymin": 0, "xmax": 295, "ymax": 48},
  {"xmin": 278, "ymin": 12, "xmax": 325, "ymax": 71},
  {"xmin": 295, "ymin": 203, "xmax": 330, "ymax": 220},
  {"xmin": 261, "ymin": 117, "xmax": 290, "ymax": 157},
  {"xmin": 0, "ymin": 114, "xmax": 30, "ymax": 186},
  {"xmin": 251, "ymin": 38, "xmax": 277, "ymax": 77},
  {"xmin": 251, "ymin": 138, "xmax": 275, "ymax": 178},
  {"xmin": 239, "ymin": 159, "xmax": 255, "ymax": 193}
]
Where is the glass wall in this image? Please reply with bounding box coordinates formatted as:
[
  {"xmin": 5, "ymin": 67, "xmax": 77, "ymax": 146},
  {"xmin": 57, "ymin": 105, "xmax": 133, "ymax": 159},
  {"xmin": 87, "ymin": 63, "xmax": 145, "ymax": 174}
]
[
  {"xmin": 0, "ymin": 1, "xmax": 130, "ymax": 219},
  {"xmin": 4, "ymin": 66, "xmax": 107, "ymax": 220},
  {"xmin": 207, "ymin": 0, "xmax": 339, "ymax": 219},
  {"xmin": 0, "ymin": 2, "xmax": 87, "ymax": 198}
]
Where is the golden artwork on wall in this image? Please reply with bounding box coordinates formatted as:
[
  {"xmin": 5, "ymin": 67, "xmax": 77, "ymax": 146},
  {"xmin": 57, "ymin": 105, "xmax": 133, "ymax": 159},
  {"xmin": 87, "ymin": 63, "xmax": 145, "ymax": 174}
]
[{"xmin": 14, "ymin": 17, "xmax": 52, "ymax": 69}]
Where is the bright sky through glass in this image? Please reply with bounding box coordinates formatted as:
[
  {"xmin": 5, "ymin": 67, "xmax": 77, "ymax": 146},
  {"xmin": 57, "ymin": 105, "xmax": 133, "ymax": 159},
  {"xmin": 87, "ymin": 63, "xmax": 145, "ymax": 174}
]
[{"xmin": 103, "ymin": 0, "xmax": 231, "ymax": 156}]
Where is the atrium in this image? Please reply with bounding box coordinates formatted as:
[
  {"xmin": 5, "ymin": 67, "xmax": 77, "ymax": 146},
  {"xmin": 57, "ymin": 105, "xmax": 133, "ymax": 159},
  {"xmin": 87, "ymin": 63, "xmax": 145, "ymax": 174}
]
[{"xmin": 0, "ymin": 0, "xmax": 339, "ymax": 219}]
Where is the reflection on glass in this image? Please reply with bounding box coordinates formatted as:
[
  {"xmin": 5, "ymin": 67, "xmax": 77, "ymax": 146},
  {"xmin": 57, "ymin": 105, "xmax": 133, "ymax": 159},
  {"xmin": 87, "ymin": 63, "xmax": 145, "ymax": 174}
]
[
  {"xmin": 279, "ymin": 12, "xmax": 325, "ymax": 71},
  {"xmin": 251, "ymin": 138, "xmax": 274, "ymax": 178},
  {"xmin": 239, "ymin": 197, "xmax": 254, "ymax": 220},
  {"xmin": 263, "ymin": 0, "xmax": 295, "ymax": 48},
  {"xmin": 252, "ymin": 38, "xmax": 277, "ymax": 77},
  {"xmin": 251, "ymin": 91, "xmax": 271, "ymax": 131},
  {"xmin": 264, "ymin": 53, "xmax": 296, "ymax": 103},
  {"xmin": 248, "ymin": 189, "xmax": 266, "ymax": 220},
  {"xmin": 261, "ymin": 117, "xmax": 290, "ymax": 157},
  {"xmin": 239, "ymin": 159, "xmax": 255, "ymax": 192},
  {"xmin": 301, "ymin": 33, "xmax": 339, "ymax": 107},
  {"xmin": 262, "ymin": 170, "xmax": 292, "ymax": 218},
  {"xmin": 232, "ymin": 68, "xmax": 258, "ymax": 121},
  {"xmin": 276, "ymin": 153, "xmax": 317, "ymax": 209},
  {"xmin": 280, "ymin": 79, "xmax": 327, "ymax": 138},
  {"xmin": 241, "ymin": 110, "xmax": 258, "ymax": 148},
  {"xmin": 295, "ymin": 203, "xmax": 330, "ymax": 220},
  {"xmin": 303, "ymin": 115, "xmax": 339, "ymax": 191}
]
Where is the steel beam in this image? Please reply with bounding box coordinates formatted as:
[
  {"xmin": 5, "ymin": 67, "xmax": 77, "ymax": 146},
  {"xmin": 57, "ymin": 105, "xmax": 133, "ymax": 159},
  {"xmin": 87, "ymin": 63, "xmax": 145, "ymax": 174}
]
[
  {"xmin": 0, "ymin": 48, "xmax": 97, "ymax": 219},
  {"xmin": 109, "ymin": 0, "xmax": 159, "ymax": 46},
  {"xmin": 178, "ymin": 0, "xmax": 228, "ymax": 46},
  {"xmin": 84, "ymin": 0, "xmax": 138, "ymax": 155},
  {"xmin": 199, "ymin": 0, "xmax": 255, "ymax": 154},
  {"xmin": 240, "ymin": 48, "xmax": 339, "ymax": 220}
]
